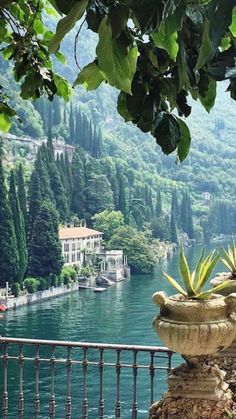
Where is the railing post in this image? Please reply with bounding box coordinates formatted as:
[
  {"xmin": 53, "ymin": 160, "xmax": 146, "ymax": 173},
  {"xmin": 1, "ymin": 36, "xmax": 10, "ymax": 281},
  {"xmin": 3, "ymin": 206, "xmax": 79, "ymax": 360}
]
[
  {"xmin": 82, "ymin": 347, "xmax": 88, "ymax": 419},
  {"xmin": 65, "ymin": 347, "xmax": 72, "ymax": 419},
  {"xmin": 149, "ymin": 351, "xmax": 155, "ymax": 406},
  {"xmin": 115, "ymin": 349, "xmax": 121, "ymax": 419},
  {"xmin": 34, "ymin": 344, "xmax": 40, "ymax": 417},
  {"xmin": 18, "ymin": 344, "xmax": 24, "ymax": 418},
  {"xmin": 98, "ymin": 348, "xmax": 104, "ymax": 418},
  {"xmin": 49, "ymin": 346, "xmax": 56, "ymax": 419},
  {"xmin": 131, "ymin": 350, "xmax": 138, "ymax": 419},
  {"xmin": 2, "ymin": 342, "xmax": 8, "ymax": 419}
]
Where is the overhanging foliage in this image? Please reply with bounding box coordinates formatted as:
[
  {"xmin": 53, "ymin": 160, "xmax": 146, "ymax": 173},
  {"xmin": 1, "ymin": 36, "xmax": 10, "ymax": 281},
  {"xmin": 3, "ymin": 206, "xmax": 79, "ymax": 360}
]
[{"xmin": 0, "ymin": 0, "xmax": 236, "ymax": 160}]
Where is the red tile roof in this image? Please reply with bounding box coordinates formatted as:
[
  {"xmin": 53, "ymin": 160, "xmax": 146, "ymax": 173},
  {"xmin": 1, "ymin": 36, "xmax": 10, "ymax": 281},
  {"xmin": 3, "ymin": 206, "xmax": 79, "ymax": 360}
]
[{"xmin": 59, "ymin": 227, "xmax": 103, "ymax": 240}]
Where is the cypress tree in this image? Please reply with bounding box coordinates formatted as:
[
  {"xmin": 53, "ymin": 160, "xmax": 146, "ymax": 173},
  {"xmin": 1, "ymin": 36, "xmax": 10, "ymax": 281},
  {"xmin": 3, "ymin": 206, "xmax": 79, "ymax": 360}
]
[
  {"xmin": 97, "ymin": 128, "xmax": 103, "ymax": 158},
  {"xmin": 17, "ymin": 163, "xmax": 27, "ymax": 224},
  {"xmin": 187, "ymin": 192, "xmax": 194, "ymax": 239},
  {"xmin": 155, "ymin": 190, "xmax": 162, "ymax": 218},
  {"xmin": 9, "ymin": 171, "xmax": 28, "ymax": 283},
  {"xmin": 52, "ymin": 96, "xmax": 61, "ymax": 126},
  {"xmin": 74, "ymin": 108, "xmax": 80, "ymax": 145},
  {"xmin": 171, "ymin": 187, "xmax": 179, "ymax": 223},
  {"xmin": 65, "ymin": 152, "xmax": 73, "ymax": 209},
  {"xmin": 48, "ymin": 101, "xmax": 53, "ymax": 132},
  {"xmin": 69, "ymin": 102, "xmax": 75, "ymax": 144},
  {"xmin": 28, "ymin": 201, "xmax": 63, "ymax": 279},
  {"xmin": 180, "ymin": 191, "xmax": 188, "ymax": 231},
  {"xmin": 46, "ymin": 136, "xmax": 69, "ymax": 221},
  {"xmin": 0, "ymin": 145, "xmax": 19, "ymax": 286},
  {"xmin": 170, "ymin": 189, "xmax": 178, "ymax": 244},
  {"xmin": 180, "ymin": 190, "xmax": 194, "ymax": 239},
  {"xmin": 27, "ymin": 170, "xmax": 42, "ymax": 244},
  {"xmin": 71, "ymin": 147, "xmax": 86, "ymax": 217},
  {"xmin": 34, "ymin": 147, "xmax": 54, "ymax": 202},
  {"xmin": 63, "ymin": 104, "xmax": 67, "ymax": 125},
  {"xmin": 117, "ymin": 168, "xmax": 127, "ymax": 221}
]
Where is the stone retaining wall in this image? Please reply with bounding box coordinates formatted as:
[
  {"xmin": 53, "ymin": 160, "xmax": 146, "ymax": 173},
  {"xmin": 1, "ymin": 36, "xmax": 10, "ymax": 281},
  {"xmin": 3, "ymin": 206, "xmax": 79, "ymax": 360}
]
[{"xmin": 0, "ymin": 283, "xmax": 79, "ymax": 310}]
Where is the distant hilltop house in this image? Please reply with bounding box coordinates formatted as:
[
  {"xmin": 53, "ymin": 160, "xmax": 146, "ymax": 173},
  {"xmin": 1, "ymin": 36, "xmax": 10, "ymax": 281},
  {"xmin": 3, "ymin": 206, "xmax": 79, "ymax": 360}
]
[
  {"xmin": 4, "ymin": 133, "xmax": 75, "ymax": 162},
  {"xmin": 59, "ymin": 225, "xmax": 128, "ymax": 281},
  {"xmin": 201, "ymin": 191, "xmax": 211, "ymax": 204}
]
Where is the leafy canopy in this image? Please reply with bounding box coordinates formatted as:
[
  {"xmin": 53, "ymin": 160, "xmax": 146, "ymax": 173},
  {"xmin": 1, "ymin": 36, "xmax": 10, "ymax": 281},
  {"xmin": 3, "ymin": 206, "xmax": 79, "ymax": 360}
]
[{"xmin": 1, "ymin": 0, "xmax": 236, "ymax": 160}]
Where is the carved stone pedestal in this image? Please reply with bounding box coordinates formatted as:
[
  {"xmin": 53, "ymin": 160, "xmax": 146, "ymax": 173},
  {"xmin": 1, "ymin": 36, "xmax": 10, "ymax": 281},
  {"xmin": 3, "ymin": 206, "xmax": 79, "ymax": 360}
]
[{"xmin": 149, "ymin": 357, "xmax": 235, "ymax": 419}]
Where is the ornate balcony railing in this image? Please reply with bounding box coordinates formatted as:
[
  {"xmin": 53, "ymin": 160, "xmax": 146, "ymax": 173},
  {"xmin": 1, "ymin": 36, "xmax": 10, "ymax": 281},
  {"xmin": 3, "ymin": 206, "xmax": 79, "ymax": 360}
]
[{"xmin": 0, "ymin": 337, "xmax": 176, "ymax": 418}]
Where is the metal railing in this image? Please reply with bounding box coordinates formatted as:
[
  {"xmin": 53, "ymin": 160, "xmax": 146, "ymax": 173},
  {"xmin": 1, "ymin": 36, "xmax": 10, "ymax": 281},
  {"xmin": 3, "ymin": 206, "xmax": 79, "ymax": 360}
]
[{"xmin": 0, "ymin": 337, "xmax": 175, "ymax": 419}]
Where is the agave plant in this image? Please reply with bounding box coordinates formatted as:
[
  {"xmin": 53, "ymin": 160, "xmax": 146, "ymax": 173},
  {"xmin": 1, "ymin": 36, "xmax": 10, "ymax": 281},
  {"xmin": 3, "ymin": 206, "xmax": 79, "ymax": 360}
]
[
  {"xmin": 163, "ymin": 247, "xmax": 236, "ymax": 300},
  {"xmin": 221, "ymin": 242, "xmax": 236, "ymax": 278}
]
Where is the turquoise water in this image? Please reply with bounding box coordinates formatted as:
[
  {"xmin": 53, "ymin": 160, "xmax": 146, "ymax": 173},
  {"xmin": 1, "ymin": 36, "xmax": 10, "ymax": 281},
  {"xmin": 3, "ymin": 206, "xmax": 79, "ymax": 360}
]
[{"xmin": 0, "ymin": 245, "xmax": 224, "ymax": 418}]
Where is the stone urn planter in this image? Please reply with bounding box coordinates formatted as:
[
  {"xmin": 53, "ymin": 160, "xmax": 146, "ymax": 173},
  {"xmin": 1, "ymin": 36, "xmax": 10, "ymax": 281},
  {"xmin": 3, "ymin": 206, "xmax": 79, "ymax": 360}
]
[
  {"xmin": 150, "ymin": 291, "xmax": 236, "ymax": 418},
  {"xmin": 149, "ymin": 247, "xmax": 236, "ymax": 418},
  {"xmin": 153, "ymin": 291, "xmax": 236, "ymax": 356}
]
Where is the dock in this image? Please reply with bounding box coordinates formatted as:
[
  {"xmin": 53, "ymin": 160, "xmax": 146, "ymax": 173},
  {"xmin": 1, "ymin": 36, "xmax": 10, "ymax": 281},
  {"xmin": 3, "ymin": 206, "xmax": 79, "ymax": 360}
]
[{"xmin": 79, "ymin": 285, "xmax": 107, "ymax": 292}]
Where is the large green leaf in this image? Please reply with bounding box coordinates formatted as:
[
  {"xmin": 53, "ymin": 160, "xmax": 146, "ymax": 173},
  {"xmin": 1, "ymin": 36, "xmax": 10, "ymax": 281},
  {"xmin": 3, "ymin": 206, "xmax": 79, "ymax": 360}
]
[
  {"xmin": 195, "ymin": 19, "xmax": 212, "ymax": 70},
  {"xmin": 0, "ymin": 113, "xmax": 11, "ymax": 132},
  {"xmin": 74, "ymin": 62, "xmax": 105, "ymax": 90},
  {"xmin": 53, "ymin": 74, "xmax": 71, "ymax": 101},
  {"xmin": 230, "ymin": 6, "xmax": 236, "ymax": 36},
  {"xmin": 48, "ymin": 0, "xmax": 88, "ymax": 54},
  {"xmin": 117, "ymin": 92, "xmax": 133, "ymax": 121},
  {"xmin": 176, "ymin": 117, "xmax": 191, "ymax": 162},
  {"xmin": 151, "ymin": 1, "xmax": 185, "ymax": 61},
  {"xmin": 199, "ymin": 77, "xmax": 216, "ymax": 113},
  {"xmin": 119, "ymin": 0, "xmax": 160, "ymax": 32},
  {"xmin": 54, "ymin": 0, "xmax": 77, "ymax": 15},
  {"xmin": 206, "ymin": 0, "xmax": 236, "ymax": 54},
  {"xmin": 152, "ymin": 113, "xmax": 181, "ymax": 155},
  {"xmin": 109, "ymin": 5, "xmax": 130, "ymax": 39},
  {"xmin": 152, "ymin": 26, "xmax": 179, "ymax": 61},
  {"xmin": 96, "ymin": 17, "xmax": 138, "ymax": 94}
]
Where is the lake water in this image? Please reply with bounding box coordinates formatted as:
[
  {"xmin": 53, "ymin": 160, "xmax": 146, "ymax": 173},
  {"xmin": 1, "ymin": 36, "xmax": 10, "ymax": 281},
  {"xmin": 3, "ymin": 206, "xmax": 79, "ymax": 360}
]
[{"xmin": 0, "ymin": 244, "xmax": 226, "ymax": 418}]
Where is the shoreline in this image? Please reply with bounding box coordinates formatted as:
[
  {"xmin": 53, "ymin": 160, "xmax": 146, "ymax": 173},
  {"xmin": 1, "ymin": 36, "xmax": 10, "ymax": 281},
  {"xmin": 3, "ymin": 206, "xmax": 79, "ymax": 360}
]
[{"xmin": 0, "ymin": 282, "xmax": 80, "ymax": 310}]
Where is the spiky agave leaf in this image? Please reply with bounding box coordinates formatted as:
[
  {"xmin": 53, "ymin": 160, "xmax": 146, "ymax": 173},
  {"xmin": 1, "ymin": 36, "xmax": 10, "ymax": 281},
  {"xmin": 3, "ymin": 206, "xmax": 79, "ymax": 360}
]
[
  {"xmin": 221, "ymin": 245, "xmax": 236, "ymax": 272},
  {"xmin": 163, "ymin": 271, "xmax": 187, "ymax": 297},
  {"xmin": 194, "ymin": 250, "xmax": 218, "ymax": 292},
  {"xmin": 195, "ymin": 280, "xmax": 236, "ymax": 300},
  {"xmin": 179, "ymin": 247, "xmax": 195, "ymax": 297},
  {"xmin": 192, "ymin": 247, "xmax": 205, "ymax": 288}
]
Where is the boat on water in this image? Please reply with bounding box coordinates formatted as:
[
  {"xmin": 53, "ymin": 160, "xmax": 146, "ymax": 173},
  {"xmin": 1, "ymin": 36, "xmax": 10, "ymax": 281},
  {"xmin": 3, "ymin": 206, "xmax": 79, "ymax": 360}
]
[{"xmin": 93, "ymin": 287, "xmax": 107, "ymax": 293}]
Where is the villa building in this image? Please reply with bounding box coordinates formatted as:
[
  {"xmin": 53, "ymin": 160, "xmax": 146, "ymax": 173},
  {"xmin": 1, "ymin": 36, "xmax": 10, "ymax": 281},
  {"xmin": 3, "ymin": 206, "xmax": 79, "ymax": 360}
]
[
  {"xmin": 59, "ymin": 226, "xmax": 103, "ymax": 267},
  {"xmin": 59, "ymin": 225, "xmax": 129, "ymax": 280}
]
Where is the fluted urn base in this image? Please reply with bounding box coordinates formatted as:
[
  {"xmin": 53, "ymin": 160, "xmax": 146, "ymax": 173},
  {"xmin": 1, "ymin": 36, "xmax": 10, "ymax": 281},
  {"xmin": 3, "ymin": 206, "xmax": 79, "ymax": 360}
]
[{"xmin": 149, "ymin": 357, "xmax": 235, "ymax": 419}]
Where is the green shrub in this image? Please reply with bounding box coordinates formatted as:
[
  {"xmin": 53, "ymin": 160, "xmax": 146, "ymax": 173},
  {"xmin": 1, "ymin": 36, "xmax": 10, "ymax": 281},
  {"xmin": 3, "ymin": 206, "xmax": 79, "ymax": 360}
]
[
  {"xmin": 44, "ymin": 276, "xmax": 52, "ymax": 290},
  {"xmin": 80, "ymin": 266, "xmax": 93, "ymax": 278},
  {"xmin": 11, "ymin": 282, "xmax": 21, "ymax": 297},
  {"xmin": 57, "ymin": 274, "xmax": 63, "ymax": 286},
  {"xmin": 38, "ymin": 278, "xmax": 47, "ymax": 291},
  {"xmin": 23, "ymin": 277, "xmax": 39, "ymax": 294},
  {"xmin": 51, "ymin": 274, "xmax": 58, "ymax": 287},
  {"xmin": 63, "ymin": 272, "xmax": 70, "ymax": 285},
  {"xmin": 61, "ymin": 266, "xmax": 77, "ymax": 283}
]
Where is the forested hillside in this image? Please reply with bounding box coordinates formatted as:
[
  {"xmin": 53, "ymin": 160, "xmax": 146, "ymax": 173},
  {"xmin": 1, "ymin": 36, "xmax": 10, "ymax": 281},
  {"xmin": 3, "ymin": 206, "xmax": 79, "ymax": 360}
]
[{"xmin": 1, "ymin": 24, "xmax": 236, "ymax": 241}]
